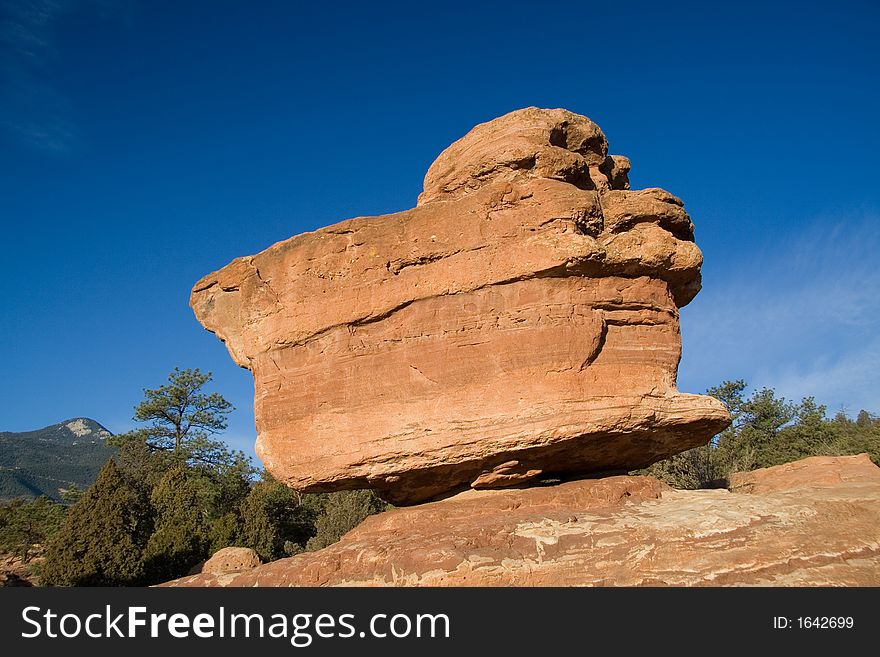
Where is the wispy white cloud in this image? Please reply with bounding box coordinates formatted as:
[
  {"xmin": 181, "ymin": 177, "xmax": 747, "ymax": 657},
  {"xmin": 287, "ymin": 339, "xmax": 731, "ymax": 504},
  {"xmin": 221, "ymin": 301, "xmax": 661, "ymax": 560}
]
[
  {"xmin": 679, "ymin": 212, "xmax": 880, "ymax": 414},
  {"xmin": 0, "ymin": 0, "xmax": 64, "ymax": 57},
  {"xmin": 0, "ymin": 0, "xmax": 76, "ymax": 151},
  {"xmin": 0, "ymin": 0, "xmax": 133, "ymax": 152},
  {"xmin": 757, "ymin": 336, "xmax": 880, "ymax": 415}
]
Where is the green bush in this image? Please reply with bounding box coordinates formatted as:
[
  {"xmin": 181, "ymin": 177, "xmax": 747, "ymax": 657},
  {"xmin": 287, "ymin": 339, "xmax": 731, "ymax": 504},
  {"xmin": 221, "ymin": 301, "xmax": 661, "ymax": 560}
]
[
  {"xmin": 0, "ymin": 496, "xmax": 66, "ymax": 561},
  {"xmin": 237, "ymin": 479, "xmax": 316, "ymax": 561},
  {"xmin": 306, "ymin": 490, "xmax": 388, "ymax": 552},
  {"xmin": 41, "ymin": 460, "xmax": 152, "ymax": 586},
  {"xmin": 141, "ymin": 467, "xmax": 209, "ymax": 581}
]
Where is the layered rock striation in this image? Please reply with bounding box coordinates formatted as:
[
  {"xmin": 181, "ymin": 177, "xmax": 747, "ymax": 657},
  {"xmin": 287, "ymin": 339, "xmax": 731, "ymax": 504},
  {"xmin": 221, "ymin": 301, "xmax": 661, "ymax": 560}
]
[{"xmin": 191, "ymin": 107, "xmax": 729, "ymax": 504}]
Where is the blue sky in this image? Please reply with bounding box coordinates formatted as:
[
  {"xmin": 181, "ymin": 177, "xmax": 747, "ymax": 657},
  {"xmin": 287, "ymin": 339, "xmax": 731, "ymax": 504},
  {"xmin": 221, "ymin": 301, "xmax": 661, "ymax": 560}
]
[{"xmin": 1, "ymin": 0, "xmax": 878, "ymax": 460}]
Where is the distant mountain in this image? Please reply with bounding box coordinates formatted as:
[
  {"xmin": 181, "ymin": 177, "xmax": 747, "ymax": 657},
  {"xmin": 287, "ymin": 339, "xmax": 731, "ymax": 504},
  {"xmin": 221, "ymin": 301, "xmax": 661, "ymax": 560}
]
[{"xmin": 0, "ymin": 418, "xmax": 116, "ymax": 501}]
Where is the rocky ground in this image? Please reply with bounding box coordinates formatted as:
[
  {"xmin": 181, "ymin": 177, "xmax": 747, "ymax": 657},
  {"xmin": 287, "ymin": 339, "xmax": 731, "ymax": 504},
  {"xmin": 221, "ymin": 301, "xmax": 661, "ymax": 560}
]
[
  {"xmin": 0, "ymin": 549, "xmax": 41, "ymax": 587},
  {"xmin": 165, "ymin": 454, "xmax": 880, "ymax": 587}
]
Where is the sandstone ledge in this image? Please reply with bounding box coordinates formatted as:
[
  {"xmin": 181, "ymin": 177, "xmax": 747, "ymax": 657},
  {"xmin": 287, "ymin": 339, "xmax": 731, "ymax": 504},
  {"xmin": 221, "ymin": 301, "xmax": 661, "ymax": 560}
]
[{"xmin": 164, "ymin": 454, "xmax": 880, "ymax": 587}]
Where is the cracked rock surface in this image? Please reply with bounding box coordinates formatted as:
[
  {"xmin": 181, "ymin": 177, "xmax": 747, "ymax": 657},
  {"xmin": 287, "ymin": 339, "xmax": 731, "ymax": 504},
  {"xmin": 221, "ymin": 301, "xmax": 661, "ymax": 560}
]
[
  {"xmin": 190, "ymin": 107, "xmax": 729, "ymax": 504},
  {"xmin": 165, "ymin": 455, "xmax": 880, "ymax": 586}
]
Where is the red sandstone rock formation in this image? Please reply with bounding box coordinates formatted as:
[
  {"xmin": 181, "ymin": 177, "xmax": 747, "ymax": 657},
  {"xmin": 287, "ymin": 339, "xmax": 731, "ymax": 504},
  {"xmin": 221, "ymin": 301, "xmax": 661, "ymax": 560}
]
[
  {"xmin": 190, "ymin": 107, "xmax": 729, "ymax": 505},
  {"xmin": 165, "ymin": 455, "xmax": 880, "ymax": 587}
]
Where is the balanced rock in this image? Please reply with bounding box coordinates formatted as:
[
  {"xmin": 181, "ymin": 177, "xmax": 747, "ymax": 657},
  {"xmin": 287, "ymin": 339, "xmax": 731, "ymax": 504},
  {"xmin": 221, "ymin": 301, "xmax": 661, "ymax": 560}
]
[
  {"xmin": 190, "ymin": 107, "xmax": 730, "ymax": 504},
  {"xmin": 164, "ymin": 455, "xmax": 880, "ymax": 587}
]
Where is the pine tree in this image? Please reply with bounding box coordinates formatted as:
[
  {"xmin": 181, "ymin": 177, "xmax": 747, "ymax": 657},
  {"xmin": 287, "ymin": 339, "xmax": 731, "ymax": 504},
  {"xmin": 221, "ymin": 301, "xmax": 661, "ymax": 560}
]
[
  {"xmin": 141, "ymin": 467, "xmax": 208, "ymax": 582},
  {"xmin": 110, "ymin": 368, "xmax": 237, "ymax": 466},
  {"xmin": 40, "ymin": 460, "xmax": 152, "ymax": 586},
  {"xmin": 0, "ymin": 496, "xmax": 66, "ymax": 561}
]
